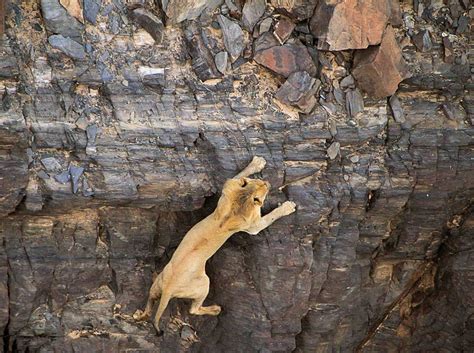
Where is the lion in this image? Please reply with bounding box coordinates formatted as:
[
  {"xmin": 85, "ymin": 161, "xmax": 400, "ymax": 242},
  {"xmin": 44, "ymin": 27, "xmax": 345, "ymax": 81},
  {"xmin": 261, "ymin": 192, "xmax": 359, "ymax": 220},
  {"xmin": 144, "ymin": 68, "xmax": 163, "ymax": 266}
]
[{"xmin": 133, "ymin": 156, "xmax": 296, "ymax": 333}]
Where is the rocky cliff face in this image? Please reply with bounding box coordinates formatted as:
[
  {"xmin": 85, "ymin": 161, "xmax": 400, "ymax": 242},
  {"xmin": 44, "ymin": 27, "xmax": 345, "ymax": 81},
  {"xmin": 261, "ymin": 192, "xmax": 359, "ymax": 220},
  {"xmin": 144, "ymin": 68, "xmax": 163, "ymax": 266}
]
[{"xmin": 0, "ymin": 0, "xmax": 472, "ymax": 352}]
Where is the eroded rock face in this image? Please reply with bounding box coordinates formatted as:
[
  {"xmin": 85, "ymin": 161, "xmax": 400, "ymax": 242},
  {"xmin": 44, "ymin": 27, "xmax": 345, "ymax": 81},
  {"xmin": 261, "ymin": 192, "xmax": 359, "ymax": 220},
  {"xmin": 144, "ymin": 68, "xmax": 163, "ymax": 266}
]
[
  {"xmin": 310, "ymin": 0, "xmax": 392, "ymax": 50},
  {"xmin": 0, "ymin": 0, "xmax": 472, "ymax": 352},
  {"xmin": 352, "ymin": 26, "xmax": 410, "ymax": 98}
]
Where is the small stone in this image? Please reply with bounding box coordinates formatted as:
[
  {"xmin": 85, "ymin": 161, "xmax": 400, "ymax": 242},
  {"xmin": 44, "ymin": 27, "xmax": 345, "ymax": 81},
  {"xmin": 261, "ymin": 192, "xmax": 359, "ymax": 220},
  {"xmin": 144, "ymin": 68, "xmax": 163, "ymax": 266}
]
[
  {"xmin": 343, "ymin": 174, "xmax": 350, "ymax": 181},
  {"xmin": 215, "ymin": 51, "xmax": 228, "ymax": 74},
  {"xmin": 41, "ymin": 157, "xmax": 62, "ymax": 172},
  {"xmin": 48, "ymin": 35, "xmax": 86, "ymax": 60},
  {"xmin": 82, "ymin": 178, "xmax": 94, "ymax": 197},
  {"xmin": 254, "ymin": 42, "xmax": 317, "ymax": 77},
  {"xmin": 345, "ymin": 89, "xmax": 364, "ymax": 118},
  {"xmin": 86, "ymin": 124, "xmax": 98, "ymax": 155},
  {"xmin": 275, "ymin": 71, "xmax": 319, "ymax": 113},
  {"xmin": 218, "ymin": 15, "xmax": 245, "ymax": 62},
  {"xmin": 259, "ymin": 17, "xmax": 273, "ymax": 34},
  {"xmin": 350, "ymin": 155, "xmax": 359, "ymax": 163},
  {"xmin": 27, "ymin": 148, "xmax": 34, "ymax": 164},
  {"xmin": 130, "ymin": 8, "xmax": 164, "ymax": 44},
  {"xmin": 295, "ymin": 22, "xmax": 310, "ymax": 34},
  {"xmin": 220, "ymin": 4, "xmax": 229, "ymax": 15},
  {"xmin": 327, "ymin": 141, "xmax": 340, "ymax": 160},
  {"xmin": 441, "ymin": 103, "xmax": 456, "ymax": 120},
  {"xmin": 340, "ymin": 75, "xmax": 355, "ymax": 90},
  {"xmin": 456, "ymin": 15, "xmax": 469, "ymax": 34},
  {"xmin": 273, "ymin": 17, "xmax": 296, "ymax": 44},
  {"xmin": 37, "ymin": 170, "xmax": 50, "ymax": 179},
  {"xmin": 443, "ymin": 37, "xmax": 454, "ymax": 64},
  {"xmin": 181, "ymin": 325, "xmax": 195, "ymax": 340},
  {"xmin": 352, "ymin": 26, "xmax": 410, "ymax": 98},
  {"xmin": 83, "ymin": 0, "xmax": 100, "ymax": 24},
  {"xmin": 69, "ymin": 165, "xmax": 84, "ymax": 194},
  {"xmin": 412, "ymin": 30, "xmax": 432, "ymax": 52},
  {"xmin": 389, "ymin": 95, "xmax": 405, "ymax": 123},
  {"xmin": 122, "ymin": 80, "xmax": 129, "ymax": 87},
  {"xmin": 54, "ymin": 170, "xmax": 71, "ymax": 184},
  {"xmin": 242, "ymin": 0, "xmax": 266, "ymax": 31}
]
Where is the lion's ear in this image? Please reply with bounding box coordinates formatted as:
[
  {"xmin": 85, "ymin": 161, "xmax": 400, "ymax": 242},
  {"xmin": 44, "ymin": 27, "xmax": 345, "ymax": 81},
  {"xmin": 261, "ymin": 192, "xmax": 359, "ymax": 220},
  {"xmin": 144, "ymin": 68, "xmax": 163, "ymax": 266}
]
[{"xmin": 239, "ymin": 178, "xmax": 248, "ymax": 187}]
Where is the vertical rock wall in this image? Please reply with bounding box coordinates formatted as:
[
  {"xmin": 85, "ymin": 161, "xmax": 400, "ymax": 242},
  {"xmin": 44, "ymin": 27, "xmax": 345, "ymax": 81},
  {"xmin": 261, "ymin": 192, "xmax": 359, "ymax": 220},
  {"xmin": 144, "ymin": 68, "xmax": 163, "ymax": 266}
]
[{"xmin": 0, "ymin": 0, "xmax": 472, "ymax": 352}]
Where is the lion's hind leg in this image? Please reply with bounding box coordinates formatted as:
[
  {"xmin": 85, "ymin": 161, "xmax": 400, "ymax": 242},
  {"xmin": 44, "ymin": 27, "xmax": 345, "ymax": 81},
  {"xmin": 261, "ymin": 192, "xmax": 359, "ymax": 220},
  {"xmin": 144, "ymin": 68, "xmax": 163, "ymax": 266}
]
[
  {"xmin": 189, "ymin": 275, "xmax": 221, "ymax": 316},
  {"xmin": 134, "ymin": 273, "xmax": 163, "ymax": 321}
]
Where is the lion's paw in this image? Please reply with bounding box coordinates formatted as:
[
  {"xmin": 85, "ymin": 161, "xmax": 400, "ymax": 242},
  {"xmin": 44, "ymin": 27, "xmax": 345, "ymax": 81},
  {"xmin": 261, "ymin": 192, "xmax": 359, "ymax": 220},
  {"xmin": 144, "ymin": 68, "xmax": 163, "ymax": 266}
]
[
  {"xmin": 280, "ymin": 201, "xmax": 296, "ymax": 216},
  {"xmin": 133, "ymin": 309, "xmax": 149, "ymax": 321},
  {"xmin": 249, "ymin": 156, "xmax": 266, "ymax": 172}
]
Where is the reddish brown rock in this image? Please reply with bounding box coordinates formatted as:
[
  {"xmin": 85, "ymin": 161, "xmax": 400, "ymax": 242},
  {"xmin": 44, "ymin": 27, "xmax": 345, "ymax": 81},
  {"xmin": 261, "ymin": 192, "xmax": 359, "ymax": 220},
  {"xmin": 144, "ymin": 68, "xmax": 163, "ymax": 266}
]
[
  {"xmin": 310, "ymin": 0, "xmax": 392, "ymax": 50},
  {"xmin": 254, "ymin": 43, "xmax": 317, "ymax": 77},
  {"xmin": 270, "ymin": 0, "xmax": 318, "ymax": 20},
  {"xmin": 273, "ymin": 17, "xmax": 296, "ymax": 44},
  {"xmin": 352, "ymin": 26, "xmax": 410, "ymax": 98},
  {"xmin": 275, "ymin": 71, "xmax": 320, "ymax": 113}
]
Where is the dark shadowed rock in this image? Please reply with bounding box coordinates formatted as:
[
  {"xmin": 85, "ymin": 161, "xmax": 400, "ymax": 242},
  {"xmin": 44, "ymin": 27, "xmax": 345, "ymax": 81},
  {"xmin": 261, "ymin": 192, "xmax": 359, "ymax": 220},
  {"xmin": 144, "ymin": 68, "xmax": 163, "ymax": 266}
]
[
  {"xmin": 162, "ymin": 0, "xmax": 208, "ymax": 24},
  {"xmin": 218, "ymin": 15, "xmax": 245, "ymax": 62},
  {"xmin": 242, "ymin": 0, "xmax": 266, "ymax": 31},
  {"xmin": 275, "ymin": 71, "xmax": 320, "ymax": 113},
  {"xmin": 456, "ymin": 15, "xmax": 469, "ymax": 34},
  {"xmin": 184, "ymin": 22, "xmax": 221, "ymax": 81},
  {"xmin": 40, "ymin": 0, "xmax": 84, "ymax": 41},
  {"xmin": 412, "ymin": 30, "xmax": 432, "ymax": 52},
  {"xmin": 83, "ymin": 0, "xmax": 101, "ymax": 24},
  {"xmin": 48, "ymin": 35, "xmax": 86, "ymax": 59},
  {"xmin": 254, "ymin": 42, "xmax": 317, "ymax": 77},
  {"xmin": 130, "ymin": 8, "xmax": 164, "ymax": 44},
  {"xmin": 352, "ymin": 26, "xmax": 410, "ymax": 98},
  {"xmin": 270, "ymin": 0, "xmax": 318, "ymax": 20},
  {"xmin": 273, "ymin": 17, "xmax": 296, "ymax": 44},
  {"xmin": 340, "ymin": 75, "xmax": 355, "ymax": 90},
  {"xmin": 310, "ymin": 0, "xmax": 392, "ymax": 50}
]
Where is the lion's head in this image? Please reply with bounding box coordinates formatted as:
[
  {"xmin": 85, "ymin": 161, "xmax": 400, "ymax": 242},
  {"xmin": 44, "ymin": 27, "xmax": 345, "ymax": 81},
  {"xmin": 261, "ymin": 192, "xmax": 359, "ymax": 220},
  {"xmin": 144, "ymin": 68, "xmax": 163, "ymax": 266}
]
[{"xmin": 215, "ymin": 177, "xmax": 270, "ymax": 230}]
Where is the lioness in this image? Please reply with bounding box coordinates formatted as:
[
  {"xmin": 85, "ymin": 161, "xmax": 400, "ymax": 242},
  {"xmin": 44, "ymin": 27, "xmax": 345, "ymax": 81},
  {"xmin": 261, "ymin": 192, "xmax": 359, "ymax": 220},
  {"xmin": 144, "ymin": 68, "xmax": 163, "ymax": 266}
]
[{"xmin": 133, "ymin": 156, "xmax": 296, "ymax": 333}]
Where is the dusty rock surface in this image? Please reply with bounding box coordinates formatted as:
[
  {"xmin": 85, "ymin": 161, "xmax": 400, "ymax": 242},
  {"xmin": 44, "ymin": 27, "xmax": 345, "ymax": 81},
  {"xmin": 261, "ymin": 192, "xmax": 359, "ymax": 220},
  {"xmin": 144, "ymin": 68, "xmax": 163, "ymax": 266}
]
[{"xmin": 0, "ymin": 0, "xmax": 472, "ymax": 352}]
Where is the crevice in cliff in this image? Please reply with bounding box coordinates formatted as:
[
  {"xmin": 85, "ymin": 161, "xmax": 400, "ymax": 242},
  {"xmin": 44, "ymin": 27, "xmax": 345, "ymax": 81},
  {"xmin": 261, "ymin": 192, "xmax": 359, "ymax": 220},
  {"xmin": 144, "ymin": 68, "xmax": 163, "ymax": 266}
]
[{"xmin": 356, "ymin": 261, "xmax": 436, "ymax": 352}]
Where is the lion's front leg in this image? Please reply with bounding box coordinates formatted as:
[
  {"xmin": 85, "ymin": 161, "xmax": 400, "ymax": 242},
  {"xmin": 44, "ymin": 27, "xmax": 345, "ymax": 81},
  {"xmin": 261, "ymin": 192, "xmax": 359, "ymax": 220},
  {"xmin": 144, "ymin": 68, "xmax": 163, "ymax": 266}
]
[
  {"xmin": 233, "ymin": 156, "xmax": 266, "ymax": 179},
  {"xmin": 244, "ymin": 201, "xmax": 296, "ymax": 235}
]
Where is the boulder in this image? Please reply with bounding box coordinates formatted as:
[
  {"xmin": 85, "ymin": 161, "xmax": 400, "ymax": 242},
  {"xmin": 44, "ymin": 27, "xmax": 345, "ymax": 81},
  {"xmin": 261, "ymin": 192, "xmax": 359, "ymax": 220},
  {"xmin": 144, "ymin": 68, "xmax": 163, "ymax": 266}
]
[
  {"xmin": 129, "ymin": 8, "xmax": 164, "ymax": 44},
  {"xmin": 275, "ymin": 71, "xmax": 320, "ymax": 113},
  {"xmin": 254, "ymin": 42, "xmax": 317, "ymax": 77},
  {"xmin": 352, "ymin": 26, "xmax": 410, "ymax": 98},
  {"xmin": 310, "ymin": 0, "xmax": 392, "ymax": 50},
  {"xmin": 218, "ymin": 15, "xmax": 245, "ymax": 62},
  {"xmin": 242, "ymin": 0, "xmax": 266, "ymax": 31}
]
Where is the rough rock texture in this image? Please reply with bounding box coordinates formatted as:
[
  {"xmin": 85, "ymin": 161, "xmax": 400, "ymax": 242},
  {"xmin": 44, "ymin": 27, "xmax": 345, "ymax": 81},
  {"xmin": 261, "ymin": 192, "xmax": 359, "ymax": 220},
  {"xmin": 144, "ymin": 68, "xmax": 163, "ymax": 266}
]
[{"xmin": 0, "ymin": 0, "xmax": 473, "ymax": 352}]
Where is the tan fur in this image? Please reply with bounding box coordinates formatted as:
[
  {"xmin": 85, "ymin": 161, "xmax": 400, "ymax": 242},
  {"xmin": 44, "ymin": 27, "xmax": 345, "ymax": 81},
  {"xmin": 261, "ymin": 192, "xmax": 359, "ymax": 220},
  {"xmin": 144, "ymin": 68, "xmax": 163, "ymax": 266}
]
[{"xmin": 133, "ymin": 157, "xmax": 296, "ymax": 333}]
